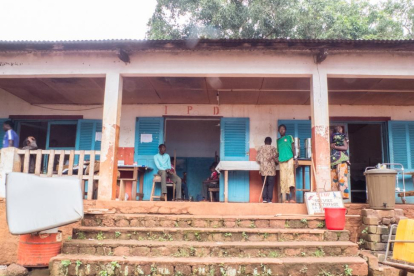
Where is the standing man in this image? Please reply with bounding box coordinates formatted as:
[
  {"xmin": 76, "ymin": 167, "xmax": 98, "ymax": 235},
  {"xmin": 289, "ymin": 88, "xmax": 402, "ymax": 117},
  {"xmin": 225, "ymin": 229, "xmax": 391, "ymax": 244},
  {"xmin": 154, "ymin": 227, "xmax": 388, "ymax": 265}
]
[
  {"xmin": 3, "ymin": 120, "xmax": 19, "ymax": 148},
  {"xmin": 277, "ymin": 125, "xmax": 298, "ymax": 203},
  {"xmin": 256, "ymin": 137, "xmax": 277, "ymax": 203},
  {"xmin": 154, "ymin": 144, "xmax": 182, "ymax": 201}
]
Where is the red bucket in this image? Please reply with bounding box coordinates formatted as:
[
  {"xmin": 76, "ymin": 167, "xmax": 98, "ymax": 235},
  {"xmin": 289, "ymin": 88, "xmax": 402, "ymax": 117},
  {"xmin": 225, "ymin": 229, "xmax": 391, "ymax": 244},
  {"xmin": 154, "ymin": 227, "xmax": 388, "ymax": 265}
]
[{"xmin": 324, "ymin": 208, "xmax": 346, "ymax": 230}]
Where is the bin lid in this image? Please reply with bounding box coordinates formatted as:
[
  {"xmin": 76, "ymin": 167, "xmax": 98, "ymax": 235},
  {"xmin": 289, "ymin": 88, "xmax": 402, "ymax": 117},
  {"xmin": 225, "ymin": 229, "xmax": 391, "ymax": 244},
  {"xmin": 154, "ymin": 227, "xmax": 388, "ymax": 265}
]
[{"xmin": 365, "ymin": 168, "xmax": 398, "ymax": 174}]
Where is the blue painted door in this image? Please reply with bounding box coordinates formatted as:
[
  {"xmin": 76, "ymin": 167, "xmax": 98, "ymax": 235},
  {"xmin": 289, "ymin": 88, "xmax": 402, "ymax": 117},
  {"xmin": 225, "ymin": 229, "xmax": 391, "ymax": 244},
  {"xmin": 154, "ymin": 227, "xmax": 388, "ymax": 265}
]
[
  {"xmin": 278, "ymin": 120, "xmax": 312, "ymax": 202},
  {"xmin": 220, "ymin": 118, "xmax": 250, "ymax": 202},
  {"xmin": 134, "ymin": 117, "xmax": 164, "ymax": 200},
  {"xmin": 0, "ymin": 119, "xmax": 7, "ymax": 149}
]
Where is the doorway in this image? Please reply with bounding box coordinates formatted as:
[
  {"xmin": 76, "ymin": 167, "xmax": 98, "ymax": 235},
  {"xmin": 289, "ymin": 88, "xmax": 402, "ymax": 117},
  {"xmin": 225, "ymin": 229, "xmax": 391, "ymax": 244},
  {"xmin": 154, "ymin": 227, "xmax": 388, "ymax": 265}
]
[
  {"xmin": 348, "ymin": 124, "xmax": 383, "ymax": 203},
  {"xmin": 164, "ymin": 118, "xmax": 220, "ymax": 200}
]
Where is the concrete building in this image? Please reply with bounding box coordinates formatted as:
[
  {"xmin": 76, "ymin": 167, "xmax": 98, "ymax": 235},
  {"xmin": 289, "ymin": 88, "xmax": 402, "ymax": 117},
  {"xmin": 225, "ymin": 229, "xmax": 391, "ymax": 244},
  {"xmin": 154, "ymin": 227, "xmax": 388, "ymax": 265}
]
[{"xmin": 0, "ymin": 39, "xmax": 413, "ymax": 204}]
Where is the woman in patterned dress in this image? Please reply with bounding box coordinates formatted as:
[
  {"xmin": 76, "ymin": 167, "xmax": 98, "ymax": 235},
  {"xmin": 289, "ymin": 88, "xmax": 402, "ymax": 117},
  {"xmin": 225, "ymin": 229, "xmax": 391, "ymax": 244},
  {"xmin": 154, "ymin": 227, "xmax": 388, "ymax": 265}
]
[{"xmin": 330, "ymin": 126, "xmax": 350, "ymax": 199}]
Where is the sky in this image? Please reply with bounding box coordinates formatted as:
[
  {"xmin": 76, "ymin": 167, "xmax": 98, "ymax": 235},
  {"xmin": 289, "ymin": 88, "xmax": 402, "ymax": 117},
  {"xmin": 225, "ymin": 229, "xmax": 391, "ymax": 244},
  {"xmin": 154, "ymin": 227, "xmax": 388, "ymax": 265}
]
[
  {"xmin": 0, "ymin": 0, "xmax": 385, "ymax": 41},
  {"xmin": 0, "ymin": 0, "xmax": 157, "ymax": 41}
]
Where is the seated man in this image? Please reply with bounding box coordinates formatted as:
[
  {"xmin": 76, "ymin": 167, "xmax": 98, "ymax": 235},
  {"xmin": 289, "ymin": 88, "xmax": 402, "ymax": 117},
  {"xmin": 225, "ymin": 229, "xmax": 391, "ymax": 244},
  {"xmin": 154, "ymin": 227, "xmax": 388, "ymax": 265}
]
[
  {"xmin": 202, "ymin": 165, "xmax": 219, "ymax": 201},
  {"xmin": 154, "ymin": 144, "xmax": 182, "ymax": 201}
]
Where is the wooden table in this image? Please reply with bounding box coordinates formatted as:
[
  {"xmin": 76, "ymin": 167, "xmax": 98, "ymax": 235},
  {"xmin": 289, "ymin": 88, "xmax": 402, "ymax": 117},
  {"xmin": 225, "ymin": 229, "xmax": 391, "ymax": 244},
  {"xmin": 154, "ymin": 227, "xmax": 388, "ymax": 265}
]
[
  {"xmin": 117, "ymin": 165, "xmax": 152, "ymax": 201},
  {"xmin": 216, "ymin": 161, "xmax": 264, "ymax": 203},
  {"xmin": 217, "ymin": 160, "xmax": 314, "ymax": 203}
]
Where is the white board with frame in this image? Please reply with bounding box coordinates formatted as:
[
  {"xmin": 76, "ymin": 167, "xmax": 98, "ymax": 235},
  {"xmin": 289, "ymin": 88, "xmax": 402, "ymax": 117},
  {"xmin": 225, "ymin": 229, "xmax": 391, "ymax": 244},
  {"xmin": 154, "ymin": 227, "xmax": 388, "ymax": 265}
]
[{"xmin": 305, "ymin": 192, "xmax": 344, "ymax": 215}]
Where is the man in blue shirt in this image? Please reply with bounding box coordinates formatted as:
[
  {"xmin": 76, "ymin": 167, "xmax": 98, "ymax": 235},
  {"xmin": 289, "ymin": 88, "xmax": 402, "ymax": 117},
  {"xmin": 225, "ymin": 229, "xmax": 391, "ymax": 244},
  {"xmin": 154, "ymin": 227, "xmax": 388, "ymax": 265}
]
[
  {"xmin": 3, "ymin": 120, "xmax": 19, "ymax": 148},
  {"xmin": 154, "ymin": 144, "xmax": 182, "ymax": 201}
]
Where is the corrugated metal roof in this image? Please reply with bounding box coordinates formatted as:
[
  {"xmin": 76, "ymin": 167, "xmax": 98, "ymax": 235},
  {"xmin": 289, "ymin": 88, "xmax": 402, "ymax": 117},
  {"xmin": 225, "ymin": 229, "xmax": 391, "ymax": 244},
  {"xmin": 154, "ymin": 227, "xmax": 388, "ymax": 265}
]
[{"xmin": 0, "ymin": 38, "xmax": 414, "ymax": 52}]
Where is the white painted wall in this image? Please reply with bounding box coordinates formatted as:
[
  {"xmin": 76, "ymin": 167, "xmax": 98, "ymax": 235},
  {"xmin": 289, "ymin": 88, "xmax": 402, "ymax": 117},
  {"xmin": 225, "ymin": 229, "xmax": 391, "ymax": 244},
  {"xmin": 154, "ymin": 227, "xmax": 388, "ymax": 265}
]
[
  {"xmin": 165, "ymin": 119, "xmax": 220, "ymax": 158},
  {"xmin": 1, "ymin": 88, "xmax": 413, "ymax": 149}
]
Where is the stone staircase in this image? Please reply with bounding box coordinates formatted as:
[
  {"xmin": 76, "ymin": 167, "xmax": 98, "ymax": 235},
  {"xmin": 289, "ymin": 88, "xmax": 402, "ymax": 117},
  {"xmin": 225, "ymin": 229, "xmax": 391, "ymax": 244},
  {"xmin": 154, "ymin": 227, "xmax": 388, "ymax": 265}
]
[{"xmin": 50, "ymin": 214, "xmax": 368, "ymax": 276}]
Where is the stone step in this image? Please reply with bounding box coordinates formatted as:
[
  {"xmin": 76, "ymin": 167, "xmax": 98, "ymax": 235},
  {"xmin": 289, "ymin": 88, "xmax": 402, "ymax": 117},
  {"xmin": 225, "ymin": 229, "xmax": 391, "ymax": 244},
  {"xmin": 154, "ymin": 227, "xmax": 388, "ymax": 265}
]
[
  {"xmin": 63, "ymin": 239, "xmax": 359, "ymax": 258},
  {"xmin": 72, "ymin": 227, "xmax": 349, "ymax": 242},
  {"xmin": 82, "ymin": 214, "xmax": 326, "ymax": 229},
  {"xmin": 50, "ymin": 255, "xmax": 368, "ymax": 276}
]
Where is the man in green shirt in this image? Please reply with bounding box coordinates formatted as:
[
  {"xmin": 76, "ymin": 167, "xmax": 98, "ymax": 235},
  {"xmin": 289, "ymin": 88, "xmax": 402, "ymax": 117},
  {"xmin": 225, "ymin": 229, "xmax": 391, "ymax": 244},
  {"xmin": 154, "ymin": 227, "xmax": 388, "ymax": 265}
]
[{"xmin": 277, "ymin": 124, "xmax": 298, "ymax": 203}]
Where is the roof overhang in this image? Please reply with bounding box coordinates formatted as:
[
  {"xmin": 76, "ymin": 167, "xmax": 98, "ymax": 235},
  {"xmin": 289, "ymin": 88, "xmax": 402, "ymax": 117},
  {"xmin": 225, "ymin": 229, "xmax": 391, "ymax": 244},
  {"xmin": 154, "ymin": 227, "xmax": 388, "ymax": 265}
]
[{"xmin": 1, "ymin": 39, "xmax": 414, "ymax": 53}]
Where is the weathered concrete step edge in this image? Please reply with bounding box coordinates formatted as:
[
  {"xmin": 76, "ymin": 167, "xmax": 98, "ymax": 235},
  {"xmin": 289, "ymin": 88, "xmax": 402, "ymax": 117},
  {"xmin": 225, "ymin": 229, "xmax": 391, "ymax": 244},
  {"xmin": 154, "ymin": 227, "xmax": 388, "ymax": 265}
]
[
  {"xmin": 62, "ymin": 240, "xmax": 359, "ymax": 258},
  {"xmin": 50, "ymin": 255, "xmax": 368, "ymax": 276},
  {"xmin": 72, "ymin": 227, "xmax": 349, "ymax": 242},
  {"xmin": 83, "ymin": 214, "xmax": 326, "ymax": 229}
]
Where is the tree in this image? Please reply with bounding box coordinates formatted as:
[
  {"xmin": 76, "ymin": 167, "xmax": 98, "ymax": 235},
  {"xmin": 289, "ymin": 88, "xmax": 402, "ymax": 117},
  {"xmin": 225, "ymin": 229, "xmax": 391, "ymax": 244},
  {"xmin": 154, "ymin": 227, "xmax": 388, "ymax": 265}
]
[{"xmin": 146, "ymin": 0, "xmax": 414, "ymax": 40}]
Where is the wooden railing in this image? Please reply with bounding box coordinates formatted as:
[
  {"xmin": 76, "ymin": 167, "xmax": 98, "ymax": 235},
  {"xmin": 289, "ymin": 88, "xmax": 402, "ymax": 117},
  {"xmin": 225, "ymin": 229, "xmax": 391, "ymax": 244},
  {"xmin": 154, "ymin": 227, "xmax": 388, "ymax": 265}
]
[{"xmin": 17, "ymin": 150, "xmax": 101, "ymax": 200}]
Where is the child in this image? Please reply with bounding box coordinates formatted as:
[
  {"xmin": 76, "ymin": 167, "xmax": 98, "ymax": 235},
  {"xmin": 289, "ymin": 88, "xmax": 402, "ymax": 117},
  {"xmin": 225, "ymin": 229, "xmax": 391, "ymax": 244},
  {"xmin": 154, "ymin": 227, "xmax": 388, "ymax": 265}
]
[
  {"xmin": 277, "ymin": 124, "xmax": 298, "ymax": 203},
  {"xmin": 202, "ymin": 165, "xmax": 219, "ymax": 201}
]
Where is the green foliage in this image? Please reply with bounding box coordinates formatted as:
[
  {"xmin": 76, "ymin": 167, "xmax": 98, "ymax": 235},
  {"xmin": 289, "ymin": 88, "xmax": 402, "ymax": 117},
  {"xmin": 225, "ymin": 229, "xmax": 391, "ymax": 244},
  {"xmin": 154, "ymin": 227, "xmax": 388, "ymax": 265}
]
[
  {"xmin": 314, "ymin": 248, "xmax": 325, "ymax": 257},
  {"xmin": 96, "ymin": 232, "xmax": 105, "ymax": 241},
  {"xmin": 61, "ymin": 261, "xmax": 71, "ymax": 276},
  {"xmin": 300, "ymin": 218, "xmax": 308, "ymax": 225},
  {"xmin": 115, "ymin": 231, "xmax": 121, "ymax": 239},
  {"xmin": 147, "ymin": 0, "xmax": 414, "ymax": 40},
  {"xmin": 61, "ymin": 260, "xmax": 71, "ymax": 267},
  {"xmin": 99, "ymin": 270, "xmax": 108, "ymax": 276},
  {"xmin": 76, "ymin": 231, "xmax": 86, "ymax": 240},
  {"xmin": 344, "ymin": 265, "xmax": 353, "ymax": 276},
  {"xmin": 362, "ymin": 227, "xmax": 368, "ymax": 234},
  {"xmin": 75, "ymin": 260, "xmax": 82, "ymax": 276},
  {"xmin": 194, "ymin": 232, "xmax": 201, "ymax": 241},
  {"xmin": 224, "ymin": 232, "xmax": 232, "ymax": 237},
  {"xmin": 268, "ymin": 251, "xmax": 280, "ymax": 258},
  {"xmin": 317, "ymin": 221, "xmax": 326, "ymax": 228},
  {"xmin": 242, "ymin": 231, "xmax": 249, "ymax": 240}
]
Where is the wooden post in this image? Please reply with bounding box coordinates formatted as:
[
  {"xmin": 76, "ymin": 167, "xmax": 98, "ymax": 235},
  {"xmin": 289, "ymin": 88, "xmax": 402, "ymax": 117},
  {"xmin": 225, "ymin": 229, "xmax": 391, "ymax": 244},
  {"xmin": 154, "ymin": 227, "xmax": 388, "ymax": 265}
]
[
  {"xmin": 0, "ymin": 148, "xmax": 21, "ymax": 198},
  {"xmin": 87, "ymin": 151, "xmax": 96, "ymax": 200},
  {"xmin": 310, "ymin": 72, "xmax": 331, "ymax": 193},
  {"xmin": 132, "ymin": 167, "xmax": 138, "ymax": 201},
  {"xmin": 98, "ymin": 73, "xmax": 123, "ymax": 200},
  {"xmin": 224, "ymin": 170, "xmax": 229, "ymax": 203}
]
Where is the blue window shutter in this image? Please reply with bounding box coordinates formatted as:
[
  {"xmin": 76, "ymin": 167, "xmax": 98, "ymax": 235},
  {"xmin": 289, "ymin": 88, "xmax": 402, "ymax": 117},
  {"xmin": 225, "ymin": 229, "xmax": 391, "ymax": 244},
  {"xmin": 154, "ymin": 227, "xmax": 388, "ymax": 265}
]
[
  {"xmin": 409, "ymin": 123, "xmax": 414, "ymax": 169},
  {"xmin": 134, "ymin": 117, "xmax": 164, "ymax": 201},
  {"xmin": 76, "ymin": 119, "xmax": 102, "ymax": 162},
  {"xmin": 94, "ymin": 122, "xmax": 102, "ymax": 150},
  {"xmin": 220, "ymin": 118, "xmax": 250, "ymax": 161},
  {"xmin": 388, "ymin": 121, "xmax": 409, "ymax": 169},
  {"xmin": 297, "ymin": 122, "xmax": 312, "ymax": 158},
  {"xmin": 135, "ymin": 117, "xmax": 164, "ymax": 158},
  {"xmin": 219, "ymin": 118, "xmax": 250, "ymax": 202},
  {"xmin": 0, "ymin": 119, "xmax": 7, "ymax": 149}
]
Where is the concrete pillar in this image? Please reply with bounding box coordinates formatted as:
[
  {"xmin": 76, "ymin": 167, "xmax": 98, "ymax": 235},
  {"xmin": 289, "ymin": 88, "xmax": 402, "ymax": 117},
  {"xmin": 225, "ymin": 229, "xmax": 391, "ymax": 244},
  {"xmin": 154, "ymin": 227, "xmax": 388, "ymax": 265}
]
[
  {"xmin": 310, "ymin": 72, "xmax": 331, "ymax": 192},
  {"xmin": 98, "ymin": 73, "xmax": 123, "ymax": 200},
  {"xmin": 0, "ymin": 148, "xmax": 22, "ymax": 198}
]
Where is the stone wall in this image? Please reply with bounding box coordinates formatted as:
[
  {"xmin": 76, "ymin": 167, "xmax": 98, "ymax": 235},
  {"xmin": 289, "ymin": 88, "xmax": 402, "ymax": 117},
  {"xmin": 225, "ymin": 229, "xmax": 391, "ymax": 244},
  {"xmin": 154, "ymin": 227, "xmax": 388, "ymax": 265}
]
[{"xmin": 358, "ymin": 209, "xmax": 406, "ymax": 252}]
